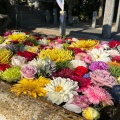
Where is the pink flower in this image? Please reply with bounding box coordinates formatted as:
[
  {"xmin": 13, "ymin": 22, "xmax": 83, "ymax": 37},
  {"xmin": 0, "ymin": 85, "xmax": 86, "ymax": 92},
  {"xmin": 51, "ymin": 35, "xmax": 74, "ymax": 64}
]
[
  {"xmin": 48, "ymin": 42, "xmax": 63, "ymax": 49},
  {"xmin": 83, "ymin": 86, "xmax": 113, "ymax": 105},
  {"xmin": 21, "ymin": 65, "xmax": 37, "ymax": 79},
  {"xmin": 75, "ymin": 53, "xmax": 92, "ymax": 63},
  {"xmin": 56, "ymin": 38, "xmax": 63, "ymax": 44},
  {"xmin": 95, "ymin": 44, "xmax": 104, "ymax": 49},
  {"xmin": 71, "ymin": 95, "xmax": 91, "ymax": 109},
  {"xmin": 90, "ymin": 70, "xmax": 118, "ymax": 87}
]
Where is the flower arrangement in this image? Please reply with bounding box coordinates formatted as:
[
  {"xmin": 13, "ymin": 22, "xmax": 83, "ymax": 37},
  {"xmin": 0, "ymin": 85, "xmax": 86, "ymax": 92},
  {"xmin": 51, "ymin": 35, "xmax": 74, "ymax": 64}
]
[{"xmin": 0, "ymin": 31, "xmax": 120, "ymax": 120}]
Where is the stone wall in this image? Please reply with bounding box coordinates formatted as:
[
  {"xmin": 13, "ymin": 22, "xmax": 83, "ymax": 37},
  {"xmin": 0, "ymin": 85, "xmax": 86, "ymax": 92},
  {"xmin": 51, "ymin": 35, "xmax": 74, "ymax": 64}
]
[{"xmin": 0, "ymin": 81, "xmax": 85, "ymax": 120}]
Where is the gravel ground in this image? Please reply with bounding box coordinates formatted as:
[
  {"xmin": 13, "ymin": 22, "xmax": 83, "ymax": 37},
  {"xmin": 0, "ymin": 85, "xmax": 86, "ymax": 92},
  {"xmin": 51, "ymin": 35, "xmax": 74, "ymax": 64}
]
[{"xmin": 0, "ymin": 115, "xmax": 7, "ymax": 120}]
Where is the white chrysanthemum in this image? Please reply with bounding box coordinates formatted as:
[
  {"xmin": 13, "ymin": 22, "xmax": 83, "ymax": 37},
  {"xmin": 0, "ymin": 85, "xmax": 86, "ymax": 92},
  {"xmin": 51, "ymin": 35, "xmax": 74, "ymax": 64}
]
[
  {"xmin": 107, "ymin": 49, "xmax": 120, "ymax": 57},
  {"xmin": 88, "ymin": 48, "xmax": 111, "ymax": 62},
  {"xmin": 39, "ymin": 38, "xmax": 48, "ymax": 45},
  {"xmin": 70, "ymin": 60, "xmax": 87, "ymax": 69},
  {"xmin": 45, "ymin": 77, "xmax": 79, "ymax": 105},
  {"xmin": 28, "ymin": 58, "xmax": 46, "ymax": 69}
]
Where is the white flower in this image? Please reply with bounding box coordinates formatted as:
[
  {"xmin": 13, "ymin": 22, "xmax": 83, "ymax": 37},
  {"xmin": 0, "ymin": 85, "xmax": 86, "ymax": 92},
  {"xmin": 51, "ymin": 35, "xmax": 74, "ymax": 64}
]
[
  {"xmin": 39, "ymin": 38, "xmax": 48, "ymax": 45},
  {"xmin": 11, "ymin": 55, "xmax": 26, "ymax": 66},
  {"xmin": 70, "ymin": 60, "xmax": 87, "ymax": 69},
  {"xmin": 28, "ymin": 58, "xmax": 46, "ymax": 69},
  {"xmin": 45, "ymin": 77, "xmax": 78, "ymax": 105},
  {"xmin": 107, "ymin": 49, "xmax": 120, "ymax": 57},
  {"xmin": 72, "ymin": 38, "xmax": 78, "ymax": 42},
  {"xmin": 88, "ymin": 48, "xmax": 111, "ymax": 62},
  {"xmin": 63, "ymin": 103, "xmax": 81, "ymax": 113}
]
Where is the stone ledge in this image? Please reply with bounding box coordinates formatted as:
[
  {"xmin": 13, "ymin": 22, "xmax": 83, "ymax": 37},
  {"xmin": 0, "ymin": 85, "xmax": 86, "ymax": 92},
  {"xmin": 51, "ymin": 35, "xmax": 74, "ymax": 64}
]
[{"xmin": 0, "ymin": 81, "xmax": 85, "ymax": 120}]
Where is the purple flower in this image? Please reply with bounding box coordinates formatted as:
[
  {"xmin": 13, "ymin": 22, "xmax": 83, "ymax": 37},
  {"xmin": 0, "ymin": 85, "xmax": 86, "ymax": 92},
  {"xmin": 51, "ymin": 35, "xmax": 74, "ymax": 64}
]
[
  {"xmin": 4, "ymin": 31, "xmax": 12, "ymax": 37},
  {"xmin": 89, "ymin": 61, "xmax": 108, "ymax": 71}
]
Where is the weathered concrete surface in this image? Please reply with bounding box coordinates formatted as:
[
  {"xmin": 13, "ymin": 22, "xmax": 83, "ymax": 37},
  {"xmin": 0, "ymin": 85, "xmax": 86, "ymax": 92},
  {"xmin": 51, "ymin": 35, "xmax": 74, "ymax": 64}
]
[{"xmin": 0, "ymin": 81, "xmax": 85, "ymax": 120}]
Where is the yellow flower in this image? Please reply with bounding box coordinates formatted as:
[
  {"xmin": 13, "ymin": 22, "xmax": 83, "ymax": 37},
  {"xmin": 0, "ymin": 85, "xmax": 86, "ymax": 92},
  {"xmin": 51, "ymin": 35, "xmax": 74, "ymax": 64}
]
[
  {"xmin": 38, "ymin": 48, "xmax": 73, "ymax": 62},
  {"xmin": 25, "ymin": 46, "xmax": 39, "ymax": 53},
  {"xmin": 11, "ymin": 76, "xmax": 50, "ymax": 98},
  {"xmin": 0, "ymin": 48, "xmax": 13, "ymax": 64},
  {"xmin": 69, "ymin": 40, "xmax": 99, "ymax": 50},
  {"xmin": 82, "ymin": 107, "xmax": 100, "ymax": 120},
  {"xmin": 7, "ymin": 32, "xmax": 27, "ymax": 42},
  {"xmin": 117, "ymin": 76, "xmax": 120, "ymax": 84}
]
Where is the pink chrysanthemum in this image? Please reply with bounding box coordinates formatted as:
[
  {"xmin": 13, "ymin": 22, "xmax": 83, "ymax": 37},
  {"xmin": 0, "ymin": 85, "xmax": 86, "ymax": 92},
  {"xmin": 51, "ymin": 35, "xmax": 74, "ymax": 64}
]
[
  {"xmin": 71, "ymin": 95, "xmax": 91, "ymax": 109},
  {"xmin": 90, "ymin": 70, "xmax": 118, "ymax": 87},
  {"xmin": 83, "ymin": 86, "xmax": 113, "ymax": 105}
]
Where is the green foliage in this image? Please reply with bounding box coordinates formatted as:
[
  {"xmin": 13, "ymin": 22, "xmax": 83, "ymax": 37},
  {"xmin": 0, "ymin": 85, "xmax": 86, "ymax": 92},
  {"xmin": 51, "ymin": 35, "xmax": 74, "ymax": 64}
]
[
  {"xmin": 108, "ymin": 65, "xmax": 120, "ymax": 78},
  {"xmin": 26, "ymin": 35, "xmax": 39, "ymax": 46},
  {"xmin": 0, "ymin": 36, "xmax": 4, "ymax": 44},
  {"xmin": 37, "ymin": 57, "xmax": 56, "ymax": 78},
  {"xmin": 1, "ymin": 66, "xmax": 21, "ymax": 83},
  {"xmin": 56, "ymin": 61, "xmax": 71, "ymax": 70}
]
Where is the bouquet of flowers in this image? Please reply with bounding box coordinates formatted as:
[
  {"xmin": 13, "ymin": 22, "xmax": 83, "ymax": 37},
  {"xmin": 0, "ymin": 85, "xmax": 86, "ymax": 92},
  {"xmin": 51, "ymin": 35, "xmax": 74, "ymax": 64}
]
[{"xmin": 0, "ymin": 31, "xmax": 120, "ymax": 120}]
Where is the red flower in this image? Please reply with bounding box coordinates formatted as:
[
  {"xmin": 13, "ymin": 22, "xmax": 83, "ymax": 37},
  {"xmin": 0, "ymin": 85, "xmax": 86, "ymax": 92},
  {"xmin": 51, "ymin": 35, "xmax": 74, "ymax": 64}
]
[
  {"xmin": 109, "ymin": 40, "xmax": 120, "ymax": 48},
  {"xmin": 23, "ymin": 41, "xmax": 34, "ymax": 46},
  {"xmin": 0, "ymin": 64, "xmax": 10, "ymax": 71},
  {"xmin": 74, "ymin": 66, "xmax": 88, "ymax": 77},
  {"xmin": 10, "ymin": 41, "xmax": 19, "ymax": 44},
  {"xmin": 70, "ymin": 75, "xmax": 91, "ymax": 92},
  {"xmin": 52, "ymin": 68, "xmax": 74, "ymax": 78},
  {"xmin": 112, "ymin": 56, "xmax": 120, "ymax": 63},
  {"xmin": 25, "ymin": 32, "xmax": 30, "ymax": 35},
  {"xmin": 17, "ymin": 51, "xmax": 37, "ymax": 61}
]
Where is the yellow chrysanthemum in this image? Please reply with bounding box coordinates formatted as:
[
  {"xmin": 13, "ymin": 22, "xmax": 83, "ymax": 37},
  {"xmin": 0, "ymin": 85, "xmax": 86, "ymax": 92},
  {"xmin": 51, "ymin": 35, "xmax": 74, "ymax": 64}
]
[
  {"xmin": 69, "ymin": 40, "xmax": 99, "ymax": 50},
  {"xmin": 117, "ymin": 76, "xmax": 120, "ymax": 84},
  {"xmin": 38, "ymin": 48, "xmax": 73, "ymax": 62},
  {"xmin": 11, "ymin": 76, "xmax": 50, "ymax": 98},
  {"xmin": 25, "ymin": 46, "xmax": 39, "ymax": 53},
  {"xmin": 0, "ymin": 48, "xmax": 13, "ymax": 64},
  {"xmin": 7, "ymin": 32, "xmax": 27, "ymax": 41},
  {"xmin": 107, "ymin": 61, "xmax": 120, "ymax": 67}
]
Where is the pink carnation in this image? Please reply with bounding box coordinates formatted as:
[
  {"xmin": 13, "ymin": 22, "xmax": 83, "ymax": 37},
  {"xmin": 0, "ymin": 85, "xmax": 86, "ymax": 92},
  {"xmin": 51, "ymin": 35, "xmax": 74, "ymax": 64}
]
[
  {"xmin": 75, "ymin": 53, "xmax": 92, "ymax": 63},
  {"xmin": 90, "ymin": 70, "xmax": 118, "ymax": 87},
  {"xmin": 83, "ymin": 86, "xmax": 113, "ymax": 105}
]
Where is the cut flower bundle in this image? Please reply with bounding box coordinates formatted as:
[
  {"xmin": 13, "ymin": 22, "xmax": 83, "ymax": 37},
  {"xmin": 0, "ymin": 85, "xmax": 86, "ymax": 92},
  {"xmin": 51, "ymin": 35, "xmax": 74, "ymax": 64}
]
[{"xmin": 0, "ymin": 31, "xmax": 120, "ymax": 120}]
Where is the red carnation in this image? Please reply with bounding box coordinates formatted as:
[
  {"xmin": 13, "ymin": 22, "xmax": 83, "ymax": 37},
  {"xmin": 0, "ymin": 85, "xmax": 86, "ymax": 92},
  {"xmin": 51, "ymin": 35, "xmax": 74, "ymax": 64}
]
[
  {"xmin": 74, "ymin": 66, "xmax": 88, "ymax": 77},
  {"xmin": 112, "ymin": 56, "xmax": 120, "ymax": 63},
  {"xmin": 17, "ymin": 51, "xmax": 37, "ymax": 61},
  {"xmin": 70, "ymin": 75, "xmax": 91, "ymax": 92},
  {"xmin": 109, "ymin": 40, "xmax": 120, "ymax": 48},
  {"xmin": 0, "ymin": 64, "xmax": 10, "ymax": 71}
]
